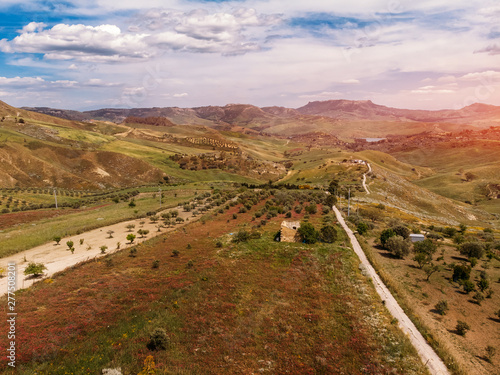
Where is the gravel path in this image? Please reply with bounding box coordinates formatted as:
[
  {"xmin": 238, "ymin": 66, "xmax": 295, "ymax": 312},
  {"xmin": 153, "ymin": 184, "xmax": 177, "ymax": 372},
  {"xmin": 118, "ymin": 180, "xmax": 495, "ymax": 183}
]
[
  {"xmin": 362, "ymin": 162, "xmax": 371, "ymax": 194},
  {"xmin": 333, "ymin": 206, "xmax": 449, "ymax": 375}
]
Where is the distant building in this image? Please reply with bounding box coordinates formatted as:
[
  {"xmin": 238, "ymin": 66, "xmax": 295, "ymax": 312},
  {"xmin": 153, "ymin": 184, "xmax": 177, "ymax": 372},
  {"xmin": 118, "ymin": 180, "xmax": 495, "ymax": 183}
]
[
  {"xmin": 410, "ymin": 234, "xmax": 425, "ymax": 243},
  {"xmin": 279, "ymin": 221, "xmax": 301, "ymax": 242}
]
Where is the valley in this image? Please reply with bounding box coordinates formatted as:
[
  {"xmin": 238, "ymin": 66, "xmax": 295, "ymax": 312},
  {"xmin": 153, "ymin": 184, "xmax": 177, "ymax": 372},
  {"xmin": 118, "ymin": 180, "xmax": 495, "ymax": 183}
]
[{"xmin": 0, "ymin": 99, "xmax": 499, "ymax": 374}]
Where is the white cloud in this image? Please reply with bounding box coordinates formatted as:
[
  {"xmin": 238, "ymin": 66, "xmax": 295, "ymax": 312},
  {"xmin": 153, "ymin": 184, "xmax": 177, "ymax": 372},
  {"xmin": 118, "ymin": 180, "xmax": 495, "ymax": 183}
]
[
  {"xmin": 459, "ymin": 71, "xmax": 500, "ymax": 81},
  {"xmin": 341, "ymin": 79, "xmax": 360, "ymax": 84},
  {"xmin": 173, "ymin": 92, "xmax": 188, "ymax": 97}
]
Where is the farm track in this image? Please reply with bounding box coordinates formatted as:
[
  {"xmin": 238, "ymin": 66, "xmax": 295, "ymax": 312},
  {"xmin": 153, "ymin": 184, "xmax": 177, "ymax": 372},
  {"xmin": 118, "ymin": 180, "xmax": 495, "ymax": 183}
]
[{"xmin": 333, "ymin": 205, "xmax": 450, "ymax": 375}]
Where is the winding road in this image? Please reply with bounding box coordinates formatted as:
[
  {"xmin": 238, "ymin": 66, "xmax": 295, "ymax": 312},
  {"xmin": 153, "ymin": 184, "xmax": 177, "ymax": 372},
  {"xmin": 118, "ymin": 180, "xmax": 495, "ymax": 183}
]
[
  {"xmin": 362, "ymin": 162, "xmax": 371, "ymax": 194},
  {"xmin": 333, "ymin": 206, "xmax": 449, "ymax": 375}
]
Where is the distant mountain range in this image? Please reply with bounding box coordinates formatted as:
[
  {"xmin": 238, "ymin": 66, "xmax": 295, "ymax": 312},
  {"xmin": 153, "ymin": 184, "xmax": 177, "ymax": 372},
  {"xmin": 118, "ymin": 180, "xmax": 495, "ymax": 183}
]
[{"xmin": 22, "ymin": 100, "xmax": 500, "ymax": 128}]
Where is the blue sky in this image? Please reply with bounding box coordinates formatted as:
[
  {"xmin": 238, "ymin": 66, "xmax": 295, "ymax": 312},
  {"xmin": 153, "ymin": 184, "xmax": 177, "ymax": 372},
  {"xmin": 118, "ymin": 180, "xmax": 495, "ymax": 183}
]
[{"xmin": 0, "ymin": 0, "xmax": 499, "ymax": 110}]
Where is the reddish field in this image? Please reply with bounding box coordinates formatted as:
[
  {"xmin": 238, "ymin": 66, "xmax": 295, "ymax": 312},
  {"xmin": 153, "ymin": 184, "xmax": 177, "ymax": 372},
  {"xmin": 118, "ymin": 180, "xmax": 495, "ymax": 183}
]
[{"xmin": 0, "ymin": 198, "xmax": 426, "ymax": 374}]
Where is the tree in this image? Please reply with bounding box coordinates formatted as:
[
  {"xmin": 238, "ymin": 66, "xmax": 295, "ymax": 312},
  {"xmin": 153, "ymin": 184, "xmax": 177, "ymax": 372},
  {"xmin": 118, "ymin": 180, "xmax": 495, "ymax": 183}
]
[
  {"xmin": 66, "ymin": 240, "xmax": 74, "ymax": 250},
  {"xmin": 127, "ymin": 233, "xmax": 136, "ymax": 243},
  {"xmin": 53, "ymin": 236, "xmax": 62, "ymax": 245},
  {"xmin": 100, "ymin": 245, "xmax": 108, "ymax": 254},
  {"xmin": 414, "ymin": 239, "xmax": 437, "ymax": 256},
  {"xmin": 380, "ymin": 228, "xmax": 396, "ymax": 247},
  {"xmin": 391, "ymin": 225, "xmax": 410, "ymax": 240},
  {"xmin": 107, "ymin": 230, "xmax": 114, "ymax": 238},
  {"xmin": 126, "ymin": 224, "xmax": 135, "ymax": 232},
  {"xmin": 320, "ymin": 225, "xmax": 337, "ymax": 243},
  {"xmin": 24, "ymin": 262, "xmax": 47, "ymax": 277},
  {"xmin": 385, "ymin": 235, "xmax": 411, "ymax": 259},
  {"xmin": 453, "ymin": 264, "xmax": 471, "ymax": 282},
  {"xmin": 137, "ymin": 229, "xmax": 149, "ymax": 238},
  {"xmin": 413, "ymin": 252, "xmax": 431, "ymax": 269},
  {"xmin": 128, "ymin": 199, "xmax": 136, "ymax": 208},
  {"xmin": 423, "ymin": 263, "xmax": 440, "ymax": 281},
  {"xmin": 456, "ymin": 321, "xmax": 470, "ymax": 336},
  {"xmin": 356, "ymin": 222, "xmax": 369, "ymax": 235},
  {"xmin": 297, "ymin": 222, "xmax": 319, "ymax": 244},
  {"xmin": 459, "ymin": 242, "xmax": 485, "ymax": 259},
  {"xmin": 325, "ymin": 194, "xmax": 337, "ymax": 207},
  {"xmin": 434, "ymin": 300, "xmax": 449, "ymax": 315}
]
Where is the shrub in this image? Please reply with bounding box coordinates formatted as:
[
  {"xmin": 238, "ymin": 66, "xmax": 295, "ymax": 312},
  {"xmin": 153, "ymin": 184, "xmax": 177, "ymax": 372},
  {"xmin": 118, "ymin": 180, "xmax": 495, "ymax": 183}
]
[
  {"xmin": 459, "ymin": 242, "xmax": 485, "ymax": 259},
  {"xmin": 126, "ymin": 233, "xmax": 136, "ymax": 243},
  {"xmin": 452, "ymin": 264, "xmax": 471, "ymax": 282},
  {"xmin": 462, "ymin": 280, "xmax": 475, "ymax": 294},
  {"xmin": 386, "ymin": 236, "xmax": 411, "ymax": 259},
  {"xmin": 24, "ymin": 262, "xmax": 47, "ymax": 277},
  {"xmin": 147, "ymin": 328, "xmax": 168, "ymax": 351},
  {"xmin": 472, "ymin": 291, "xmax": 484, "ymax": 305},
  {"xmin": 391, "ymin": 225, "xmax": 410, "ymax": 239},
  {"xmin": 478, "ymin": 278, "xmax": 489, "ymax": 292},
  {"xmin": 485, "ymin": 346, "xmax": 496, "ymax": 363},
  {"xmin": 53, "ymin": 236, "xmax": 62, "ymax": 245},
  {"xmin": 455, "ymin": 321, "xmax": 470, "ymax": 336},
  {"xmin": 233, "ymin": 230, "xmax": 251, "ymax": 243},
  {"xmin": 320, "ymin": 225, "xmax": 337, "ymax": 243},
  {"xmin": 434, "ymin": 300, "xmax": 449, "ymax": 315},
  {"xmin": 380, "ymin": 228, "xmax": 396, "ymax": 247},
  {"xmin": 305, "ymin": 204, "xmax": 317, "ymax": 214},
  {"xmin": 152, "ymin": 260, "xmax": 160, "ymax": 269},
  {"xmin": 357, "ymin": 222, "xmax": 369, "ymax": 235},
  {"xmin": 66, "ymin": 240, "xmax": 74, "ymax": 250},
  {"xmin": 215, "ymin": 241, "xmax": 223, "ymax": 248},
  {"xmin": 171, "ymin": 249, "xmax": 179, "ymax": 257},
  {"xmin": 297, "ymin": 222, "xmax": 319, "ymax": 244},
  {"xmin": 100, "ymin": 245, "xmax": 108, "ymax": 254}
]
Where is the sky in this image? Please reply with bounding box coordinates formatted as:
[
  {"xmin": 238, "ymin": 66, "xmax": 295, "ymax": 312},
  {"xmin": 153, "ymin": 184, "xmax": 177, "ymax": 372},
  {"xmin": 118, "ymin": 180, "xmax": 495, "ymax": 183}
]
[{"xmin": 0, "ymin": 0, "xmax": 500, "ymax": 110}]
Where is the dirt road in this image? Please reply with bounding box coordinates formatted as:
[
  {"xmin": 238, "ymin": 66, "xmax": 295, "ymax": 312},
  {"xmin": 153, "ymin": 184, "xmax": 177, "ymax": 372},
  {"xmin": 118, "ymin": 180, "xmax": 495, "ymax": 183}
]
[
  {"xmin": 0, "ymin": 205, "xmax": 198, "ymax": 295},
  {"xmin": 362, "ymin": 162, "xmax": 371, "ymax": 194},
  {"xmin": 333, "ymin": 206, "xmax": 449, "ymax": 375}
]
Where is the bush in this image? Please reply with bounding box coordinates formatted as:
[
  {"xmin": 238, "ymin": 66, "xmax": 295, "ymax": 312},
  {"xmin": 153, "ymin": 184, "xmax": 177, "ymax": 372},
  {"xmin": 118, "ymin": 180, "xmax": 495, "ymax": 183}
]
[
  {"xmin": 456, "ymin": 321, "xmax": 470, "ymax": 336},
  {"xmin": 53, "ymin": 236, "xmax": 62, "ymax": 245},
  {"xmin": 391, "ymin": 225, "xmax": 410, "ymax": 239},
  {"xmin": 452, "ymin": 264, "xmax": 471, "ymax": 282},
  {"xmin": 233, "ymin": 230, "xmax": 251, "ymax": 243},
  {"xmin": 297, "ymin": 222, "xmax": 319, "ymax": 244},
  {"xmin": 356, "ymin": 222, "xmax": 369, "ymax": 235},
  {"xmin": 305, "ymin": 204, "xmax": 317, "ymax": 214},
  {"xmin": 380, "ymin": 228, "xmax": 396, "ymax": 247},
  {"xmin": 152, "ymin": 260, "xmax": 160, "ymax": 269},
  {"xmin": 147, "ymin": 328, "xmax": 168, "ymax": 351},
  {"xmin": 24, "ymin": 262, "xmax": 47, "ymax": 277},
  {"xmin": 472, "ymin": 291, "xmax": 484, "ymax": 305},
  {"xmin": 320, "ymin": 225, "xmax": 337, "ymax": 243},
  {"xmin": 385, "ymin": 236, "xmax": 411, "ymax": 259},
  {"xmin": 434, "ymin": 300, "xmax": 449, "ymax": 315},
  {"xmin": 462, "ymin": 280, "xmax": 475, "ymax": 294},
  {"xmin": 459, "ymin": 242, "xmax": 485, "ymax": 259},
  {"xmin": 129, "ymin": 247, "xmax": 138, "ymax": 257}
]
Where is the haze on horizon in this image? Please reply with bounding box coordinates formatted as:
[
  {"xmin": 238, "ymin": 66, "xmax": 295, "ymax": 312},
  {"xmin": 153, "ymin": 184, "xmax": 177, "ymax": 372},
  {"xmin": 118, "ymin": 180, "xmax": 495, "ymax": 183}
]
[{"xmin": 0, "ymin": 0, "xmax": 499, "ymax": 111}]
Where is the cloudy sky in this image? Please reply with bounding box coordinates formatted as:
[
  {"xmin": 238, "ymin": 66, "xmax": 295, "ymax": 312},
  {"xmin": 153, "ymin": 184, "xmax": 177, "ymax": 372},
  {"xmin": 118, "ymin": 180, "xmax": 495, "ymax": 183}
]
[{"xmin": 0, "ymin": 0, "xmax": 499, "ymax": 110}]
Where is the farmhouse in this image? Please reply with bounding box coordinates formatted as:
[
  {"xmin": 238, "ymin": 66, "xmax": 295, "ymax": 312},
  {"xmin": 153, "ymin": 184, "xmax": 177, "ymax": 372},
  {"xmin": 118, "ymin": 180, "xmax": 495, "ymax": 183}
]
[{"xmin": 279, "ymin": 221, "xmax": 301, "ymax": 242}]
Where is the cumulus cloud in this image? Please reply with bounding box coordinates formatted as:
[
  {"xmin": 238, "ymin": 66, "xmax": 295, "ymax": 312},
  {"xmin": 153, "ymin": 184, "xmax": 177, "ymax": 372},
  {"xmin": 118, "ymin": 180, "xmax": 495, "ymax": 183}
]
[
  {"xmin": 0, "ymin": 8, "xmax": 281, "ymax": 62},
  {"xmin": 0, "ymin": 23, "xmax": 151, "ymax": 62}
]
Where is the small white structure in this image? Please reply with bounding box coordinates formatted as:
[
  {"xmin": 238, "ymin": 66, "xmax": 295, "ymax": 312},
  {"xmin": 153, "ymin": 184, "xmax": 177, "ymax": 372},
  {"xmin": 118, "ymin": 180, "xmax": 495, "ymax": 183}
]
[{"xmin": 410, "ymin": 234, "xmax": 425, "ymax": 243}]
